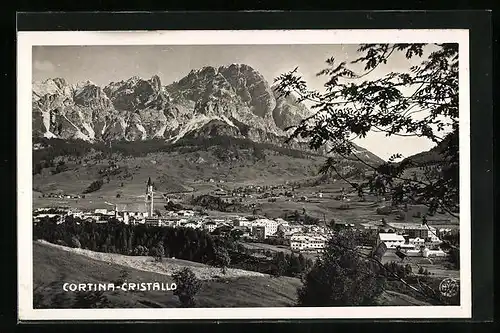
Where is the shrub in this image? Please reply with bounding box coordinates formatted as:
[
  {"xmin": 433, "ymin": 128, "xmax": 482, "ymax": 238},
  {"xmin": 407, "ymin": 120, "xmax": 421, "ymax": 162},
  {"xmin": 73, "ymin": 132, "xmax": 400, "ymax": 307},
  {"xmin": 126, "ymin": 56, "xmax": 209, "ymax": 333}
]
[
  {"xmin": 114, "ymin": 269, "xmax": 131, "ymax": 286},
  {"xmin": 70, "ymin": 236, "xmax": 81, "ymax": 248},
  {"xmin": 73, "ymin": 290, "xmax": 111, "ymax": 308},
  {"xmin": 83, "ymin": 179, "xmax": 104, "ymax": 194},
  {"xmin": 376, "ymin": 206, "xmax": 392, "ymax": 215},
  {"xmin": 53, "ymin": 161, "xmax": 68, "ymax": 174},
  {"xmin": 150, "ymin": 241, "xmax": 165, "ymax": 262},
  {"xmin": 338, "ymin": 203, "xmax": 350, "ymax": 210},
  {"xmin": 133, "ymin": 245, "xmax": 149, "ymax": 256},
  {"xmin": 172, "ymin": 268, "xmax": 202, "ymax": 308}
]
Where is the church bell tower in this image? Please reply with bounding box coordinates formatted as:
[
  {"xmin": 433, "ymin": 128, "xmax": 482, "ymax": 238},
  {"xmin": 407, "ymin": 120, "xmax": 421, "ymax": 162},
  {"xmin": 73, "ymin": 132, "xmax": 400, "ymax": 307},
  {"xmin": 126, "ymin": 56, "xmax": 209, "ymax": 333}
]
[{"xmin": 145, "ymin": 177, "xmax": 154, "ymax": 217}]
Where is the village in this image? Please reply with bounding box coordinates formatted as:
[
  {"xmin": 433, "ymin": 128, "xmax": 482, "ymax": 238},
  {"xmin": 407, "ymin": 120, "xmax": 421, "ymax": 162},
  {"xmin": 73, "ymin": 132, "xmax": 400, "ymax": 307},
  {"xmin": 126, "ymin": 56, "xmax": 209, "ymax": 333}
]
[{"xmin": 33, "ymin": 177, "xmax": 454, "ymax": 260}]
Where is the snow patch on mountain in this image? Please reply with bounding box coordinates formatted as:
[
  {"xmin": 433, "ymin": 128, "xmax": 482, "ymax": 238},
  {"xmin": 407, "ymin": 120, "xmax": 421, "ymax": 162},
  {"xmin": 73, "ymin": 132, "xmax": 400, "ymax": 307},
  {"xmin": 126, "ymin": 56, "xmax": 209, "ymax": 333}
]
[
  {"xmin": 135, "ymin": 123, "xmax": 147, "ymax": 140},
  {"xmin": 170, "ymin": 115, "xmax": 229, "ymax": 143},
  {"xmin": 43, "ymin": 131, "xmax": 57, "ymax": 139},
  {"xmin": 83, "ymin": 123, "xmax": 96, "ymax": 140}
]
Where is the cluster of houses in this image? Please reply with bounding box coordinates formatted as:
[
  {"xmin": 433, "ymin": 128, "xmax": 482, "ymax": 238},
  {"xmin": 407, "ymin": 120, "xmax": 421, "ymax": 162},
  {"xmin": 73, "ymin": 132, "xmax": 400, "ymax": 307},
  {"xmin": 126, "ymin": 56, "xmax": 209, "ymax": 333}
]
[
  {"xmin": 33, "ymin": 177, "xmax": 455, "ymax": 258},
  {"xmin": 372, "ymin": 221, "xmax": 453, "ymax": 258},
  {"xmin": 209, "ymin": 183, "xmax": 325, "ymax": 204},
  {"xmin": 290, "ymin": 233, "xmax": 329, "ymax": 253},
  {"xmin": 33, "ymin": 204, "xmax": 454, "ymax": 258},
  {"xmin": 375, "ymin": 232, "xmax": 449, "ymax": 258},
  {"xmin": 32, "ymin": 206, "xmax": 310, "ymax": 241},
  {"xmin": 40, "ymin": 193, "xmax": 84, "ymax": 199}
]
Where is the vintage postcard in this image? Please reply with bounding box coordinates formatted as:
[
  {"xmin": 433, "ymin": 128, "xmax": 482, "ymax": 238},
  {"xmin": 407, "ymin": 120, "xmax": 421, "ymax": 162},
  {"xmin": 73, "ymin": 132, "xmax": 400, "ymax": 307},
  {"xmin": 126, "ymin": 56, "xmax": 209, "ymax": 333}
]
[{"xmin": 17, "ymin": 29, "xmax": 471, "ymax": 320}]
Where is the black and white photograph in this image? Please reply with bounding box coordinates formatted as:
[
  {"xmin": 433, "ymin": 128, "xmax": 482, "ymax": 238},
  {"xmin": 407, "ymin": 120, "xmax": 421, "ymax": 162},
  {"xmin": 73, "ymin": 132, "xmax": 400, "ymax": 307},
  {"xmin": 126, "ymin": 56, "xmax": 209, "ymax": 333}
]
[{"xmin": 17, "ymin": 29, "xmax": 471, "ymax": 320}]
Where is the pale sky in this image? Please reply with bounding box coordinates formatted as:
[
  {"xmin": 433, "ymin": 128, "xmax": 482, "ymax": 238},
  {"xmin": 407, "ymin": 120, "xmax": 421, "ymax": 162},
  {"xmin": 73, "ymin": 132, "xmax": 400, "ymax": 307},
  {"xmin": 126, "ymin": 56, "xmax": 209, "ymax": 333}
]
[{"xmin": 32, "ymin": 44, "xmax": 439, "ymax": 160}]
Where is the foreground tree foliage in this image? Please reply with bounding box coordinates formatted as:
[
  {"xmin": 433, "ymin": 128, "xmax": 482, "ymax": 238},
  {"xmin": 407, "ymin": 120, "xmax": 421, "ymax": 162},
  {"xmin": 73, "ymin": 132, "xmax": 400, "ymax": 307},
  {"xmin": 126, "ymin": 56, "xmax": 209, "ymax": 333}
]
[
  {"xmin": 172, "ymin": 267, "xmax": 202, "ymax": 308},
  {"xmin": 275, "ymin": 43, "xmax": 459, "ymax": 217},
  {"xmin": 276, "ymin": 43, "xmax": 460, "ymax": 306},
  {"xmin": 298, "ymin": 230, "xmax": 386, "ymax": 306}
]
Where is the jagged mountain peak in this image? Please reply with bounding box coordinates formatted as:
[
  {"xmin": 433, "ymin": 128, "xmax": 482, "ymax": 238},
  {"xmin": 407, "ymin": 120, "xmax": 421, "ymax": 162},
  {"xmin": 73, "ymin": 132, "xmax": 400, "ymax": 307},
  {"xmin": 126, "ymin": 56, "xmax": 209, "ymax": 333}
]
[
  {"xmin": 32, "ymin": 77, "xmax": 73, "ymax": 104},
  {"xmin": 31, "ymin": 66, "xmax": 384, "ymax": 164},
  {"xmin": 74, "ymin": 79, "xmax": 97, "ymax": 87},
  {"xmin": 127, "ymin": 75, "xmax": 141, "ymax": 83},
  {"xmin": 48, "ymin": 77, "xmax": 68, "ymax": 89},
  {"xmin": 31, "ymin": 65, "xmax": 314, "ymax": 143}
]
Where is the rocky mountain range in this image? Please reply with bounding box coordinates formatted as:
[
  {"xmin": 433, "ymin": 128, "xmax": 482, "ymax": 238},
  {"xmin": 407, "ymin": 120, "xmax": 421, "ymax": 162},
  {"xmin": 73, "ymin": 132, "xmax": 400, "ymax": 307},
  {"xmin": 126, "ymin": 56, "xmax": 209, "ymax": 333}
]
[
  {"xmin": 32, "ymin": 63, "xmax": 383, "ymax": 163},
  {"xmin": 33, "ymin": 64, "xmax": 308, "ymax": 142}
]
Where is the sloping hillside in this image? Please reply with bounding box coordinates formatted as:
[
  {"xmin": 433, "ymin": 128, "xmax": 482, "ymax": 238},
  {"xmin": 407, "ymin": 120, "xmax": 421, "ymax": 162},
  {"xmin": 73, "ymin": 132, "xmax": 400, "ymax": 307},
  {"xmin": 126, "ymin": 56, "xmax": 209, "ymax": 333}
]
[
  {"xmin": 36, "ymin": 240, "xmax": 267, "ymax": 280},
  {"xmin": 33, "ymin": 241, "xmax": 302, "ymax": 308},
  {"xmin": 33, "ymin": 241, "xmax": 431, "ymax": 309},
  {"xmin": 32, "ymin": 137, "xmax": 327, "ymax": 200},
  {"xmin": 32, "ymin": 135, "xmax": 385, "ymax": 202}
]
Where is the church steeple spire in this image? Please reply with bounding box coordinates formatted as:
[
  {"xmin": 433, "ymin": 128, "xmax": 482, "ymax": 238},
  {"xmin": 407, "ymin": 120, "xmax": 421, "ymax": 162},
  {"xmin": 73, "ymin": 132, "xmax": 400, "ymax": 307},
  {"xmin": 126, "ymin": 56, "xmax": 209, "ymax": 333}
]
[{"xmin": 146, "ymin": 177, "xmax": 154, "ymax": 217}]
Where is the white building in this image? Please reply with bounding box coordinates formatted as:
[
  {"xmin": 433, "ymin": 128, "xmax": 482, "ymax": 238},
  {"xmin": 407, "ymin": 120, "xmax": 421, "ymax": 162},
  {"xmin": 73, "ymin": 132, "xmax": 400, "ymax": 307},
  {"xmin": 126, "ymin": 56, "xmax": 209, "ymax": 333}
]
[
  {"xmin": 127, "ymin": 211, "xmax": 148, "ymax": 219},
  {"xmin": 120, "ymin": 212, "xmax": 130, "ymax": 224},
  {"xmin": 235, "ymin": 217, "xmax": 252, "ymax": 227},
  {"xmin": 275, "ymin": 218, "xmax": 289, "ymax": 227},
  {"xmin": 409, "ymin": 237, "xmax": 426, "ymax": 248},
  {"xmin": 178, "ymin": 210, "xmax": 195, "ymax": 217},
  {"xmin": 234, "ymin": 219, "xmax": 251, "ymax": 227},
  {"xmin": 252, "ymin": 218, "xmax": 279, "ymax": 238},
  {"xmin": 35, "ymin": 213, "xmax": 58, "ymax": 219},
  {"xmin": 360, "ymin": 222, "xmax": 380, "ymax": 230},
  {"xmin": 203, "ymin": 222, "xmax": 217, "ymax": 233},
  {"xmin": 278, "ymin": 223, "xmax": 303, "ymax": 238},
  {"xmin": 145, "ymin": 217, "xmax": 164, "ymax": 227},
  {"xmin": 428, "ymin": 228, "xmax": 442, "ymax": 244},
  {"xmin": 377, "ymin": 233, "xmax": 406, "ymax": 249},
  {"xmin": 422, "ymin": 248, "xmax": 448, "ymax": 258},
  {"xmin": 405, "ymin": 249, "xmax": 423, "ymax": 257},
  {"xmin": 180, "ymin": 222, "xmax": 197, "ymax": 229},
  {"xmin": 290, "ymin": 233, "xmax": 327, "ymax": 252},
  {"xmin": 211, "ymin": 218, "xmax": 226, "ymax": 224}
]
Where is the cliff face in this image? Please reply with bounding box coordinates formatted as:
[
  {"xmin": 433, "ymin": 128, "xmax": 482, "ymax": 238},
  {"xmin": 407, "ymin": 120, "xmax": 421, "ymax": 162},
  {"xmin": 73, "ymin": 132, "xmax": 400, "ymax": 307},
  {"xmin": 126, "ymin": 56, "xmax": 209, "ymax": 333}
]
[
  {"xmin": 32, "ymin": 63, "xmax": 312, "ymax": 144},
  {"xmin": 32, "ymin": 63, "xmax": 384, "ymax": 164}
]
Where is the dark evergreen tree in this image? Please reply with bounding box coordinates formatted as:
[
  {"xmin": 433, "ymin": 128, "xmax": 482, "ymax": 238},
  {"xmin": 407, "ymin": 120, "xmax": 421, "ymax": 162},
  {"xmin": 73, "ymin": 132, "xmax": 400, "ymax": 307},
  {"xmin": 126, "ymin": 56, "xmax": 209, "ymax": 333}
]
[{"xmin": 297, "ymin": 230, "xmax": 386, "ymax": 306}]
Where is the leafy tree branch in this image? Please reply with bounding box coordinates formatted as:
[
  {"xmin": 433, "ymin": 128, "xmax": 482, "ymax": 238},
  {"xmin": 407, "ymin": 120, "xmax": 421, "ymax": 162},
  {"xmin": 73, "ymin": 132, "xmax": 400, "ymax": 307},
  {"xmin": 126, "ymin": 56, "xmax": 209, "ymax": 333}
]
[{"xmin": 275, "ymin": 43, "xmax": 459, "ymax": 217}]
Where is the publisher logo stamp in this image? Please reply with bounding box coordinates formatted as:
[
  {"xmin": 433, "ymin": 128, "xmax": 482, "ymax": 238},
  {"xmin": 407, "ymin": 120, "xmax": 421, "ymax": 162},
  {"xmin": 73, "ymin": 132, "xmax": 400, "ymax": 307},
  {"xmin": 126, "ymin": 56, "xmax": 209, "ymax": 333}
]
[{"xmin": 439, "ymin": 278, "xmax": 459, "ymax": 297}]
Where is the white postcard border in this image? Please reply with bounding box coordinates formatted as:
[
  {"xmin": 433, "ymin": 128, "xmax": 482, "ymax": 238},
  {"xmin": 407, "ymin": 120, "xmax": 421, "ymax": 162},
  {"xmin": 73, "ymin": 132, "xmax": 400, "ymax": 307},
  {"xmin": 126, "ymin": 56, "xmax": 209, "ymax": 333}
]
[{"xmin": 17, "ymin": 29, "xmax": 471, "ymax": 321}]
